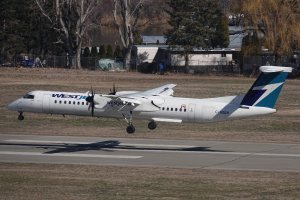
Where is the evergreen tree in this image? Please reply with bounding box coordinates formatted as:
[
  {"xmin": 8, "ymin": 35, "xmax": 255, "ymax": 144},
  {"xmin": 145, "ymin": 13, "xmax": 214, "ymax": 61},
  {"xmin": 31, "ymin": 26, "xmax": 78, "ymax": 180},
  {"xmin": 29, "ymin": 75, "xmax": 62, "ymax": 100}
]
[
  {"xmin": 0, "ymin": 0, "xmax": 28, "ymax": 60},
  {"xmin": 0, "ymin": 0, "xmax": 59, "ymax": 61},
  {"xmin": 106, "ymin": 45, "xmax": 113, "ymax": 58},
  {"xmin": 165, "ymin": 0, "xmax": 226, "ymax": 68},
  {"xmin": 83, "ymin": 47, "xmax": 90, "ymax": 57},
  {"xmin": 114, "ymin": 45, "xmax": 123, "ymax": 58},
  {"xmin": 90, "ymin": 46, "xmax": 98, "ymax": 57},
  {"xmin": 98, "ymin": 45, "xmax": 106, "ymax": 58},
  {"xmin": 133, "ymin": 30, "xmax": 142, "ymax": 45},
  {"xmin": 212, "ymin": 15, "xmax": 229, "ymax": 48}
]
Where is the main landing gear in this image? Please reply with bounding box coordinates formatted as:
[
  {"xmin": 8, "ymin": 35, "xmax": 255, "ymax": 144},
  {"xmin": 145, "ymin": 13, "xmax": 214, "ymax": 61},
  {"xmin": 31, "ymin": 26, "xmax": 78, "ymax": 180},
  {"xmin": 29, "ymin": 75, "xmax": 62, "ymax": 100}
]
[
  {"xmin": 148, "ymin": 120, "xmax": 157, "ymax": 130},
  {"xmin": 18, "ymin": 112, "xmax": 24, "ymax": 121},
  {"xmin": 123, "ymin": 111, "xmax": 158, "ymax": 134}
]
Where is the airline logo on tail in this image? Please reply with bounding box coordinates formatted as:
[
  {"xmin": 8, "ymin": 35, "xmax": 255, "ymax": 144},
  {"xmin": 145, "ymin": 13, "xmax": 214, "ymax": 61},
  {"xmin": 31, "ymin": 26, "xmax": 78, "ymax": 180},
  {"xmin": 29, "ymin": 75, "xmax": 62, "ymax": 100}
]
[{"xmin": 241, "ymin": 66, "xmax": 292, "ymax": 108}]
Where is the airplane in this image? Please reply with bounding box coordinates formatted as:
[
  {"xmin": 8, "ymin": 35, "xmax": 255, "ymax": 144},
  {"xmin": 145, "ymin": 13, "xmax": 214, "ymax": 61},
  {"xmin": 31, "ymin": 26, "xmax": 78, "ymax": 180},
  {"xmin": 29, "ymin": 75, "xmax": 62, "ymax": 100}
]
[{"xmin": 7, "ymin": 65, "xmax": 292, "ymax": 134}]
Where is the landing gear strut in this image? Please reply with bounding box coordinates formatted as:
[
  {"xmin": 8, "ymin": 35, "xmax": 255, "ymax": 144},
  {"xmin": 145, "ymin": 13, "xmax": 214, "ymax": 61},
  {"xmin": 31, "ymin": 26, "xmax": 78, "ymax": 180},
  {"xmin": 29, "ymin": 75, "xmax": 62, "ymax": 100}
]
[
  {"xmin": 18, "ymin": 112, "xmax": 24, "ymax": 121},
  {"xmin": 148, "ymin": 120, "xmax": 157, "ymax": 130},
  {"xmin": 124, "ymin": 111, "xmax": 135, "ymax": 134}
]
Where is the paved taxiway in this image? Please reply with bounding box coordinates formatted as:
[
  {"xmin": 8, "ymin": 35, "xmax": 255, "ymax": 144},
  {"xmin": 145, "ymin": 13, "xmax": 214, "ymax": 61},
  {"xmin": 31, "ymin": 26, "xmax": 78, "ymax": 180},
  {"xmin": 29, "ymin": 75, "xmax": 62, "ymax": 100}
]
[{"xmin": 0, "ymin": 134, "xmax": 300, "ymax": 172}]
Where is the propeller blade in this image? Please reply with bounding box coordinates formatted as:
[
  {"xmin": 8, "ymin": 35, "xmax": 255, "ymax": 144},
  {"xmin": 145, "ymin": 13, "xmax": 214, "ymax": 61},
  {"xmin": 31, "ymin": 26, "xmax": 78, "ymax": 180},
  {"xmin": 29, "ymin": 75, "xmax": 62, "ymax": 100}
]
[
  {"xmin": 92, "ymin": 101, "xmax": 95, "ymax": 117},
  {"xmin": 86, "ymin": 86, "xmax": 95, "ymax": 116},
  {"xmin": 109, "ymin": 83, "xmax": 117, "ymax": 95}
]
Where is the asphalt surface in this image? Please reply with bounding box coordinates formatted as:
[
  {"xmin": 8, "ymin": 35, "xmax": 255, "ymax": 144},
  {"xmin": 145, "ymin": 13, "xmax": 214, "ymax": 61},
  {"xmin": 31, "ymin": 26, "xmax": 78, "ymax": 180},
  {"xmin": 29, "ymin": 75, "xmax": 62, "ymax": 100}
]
[{"xmin": 0, "ymin": 134, "xmax": 300, "ymax": 172}]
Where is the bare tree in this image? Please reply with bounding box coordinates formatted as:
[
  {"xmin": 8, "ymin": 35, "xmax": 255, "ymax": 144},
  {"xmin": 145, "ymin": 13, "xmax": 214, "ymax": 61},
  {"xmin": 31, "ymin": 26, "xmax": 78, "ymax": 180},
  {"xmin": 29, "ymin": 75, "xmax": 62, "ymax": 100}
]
[
  {"xmin": 241, "ymin": 0, "xmax": 300, "ymax": 62},
  {"xmin": 113, "ymin": 0, "xmax": 144, "ymax": 70},
  {"xmin": 35, "ymin": 0, "xmax": 101, "ymax": 69}
]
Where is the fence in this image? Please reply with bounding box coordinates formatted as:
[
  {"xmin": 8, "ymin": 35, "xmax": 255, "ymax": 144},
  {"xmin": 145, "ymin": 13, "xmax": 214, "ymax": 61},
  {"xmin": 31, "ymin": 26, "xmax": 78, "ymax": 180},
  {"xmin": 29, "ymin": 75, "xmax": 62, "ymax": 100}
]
[
  {"xmin": 1, "ymin": 54, "xmax": 241, "ymax": 74},
  {"xmin": 0, "ymin": 55, "xmax": 125, "ymax": 71},
  {"xmin": 168, "ymin": 60, "xmax": 241, "ymax": 74}
]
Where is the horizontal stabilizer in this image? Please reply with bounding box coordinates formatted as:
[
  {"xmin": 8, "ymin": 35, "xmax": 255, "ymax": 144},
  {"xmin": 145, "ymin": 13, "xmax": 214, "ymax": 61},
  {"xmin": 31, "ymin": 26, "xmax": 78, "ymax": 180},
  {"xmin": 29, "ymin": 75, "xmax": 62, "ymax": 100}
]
[{"xmin": 260, "ymin": 66, "xmax": 293, "ymax": 73}]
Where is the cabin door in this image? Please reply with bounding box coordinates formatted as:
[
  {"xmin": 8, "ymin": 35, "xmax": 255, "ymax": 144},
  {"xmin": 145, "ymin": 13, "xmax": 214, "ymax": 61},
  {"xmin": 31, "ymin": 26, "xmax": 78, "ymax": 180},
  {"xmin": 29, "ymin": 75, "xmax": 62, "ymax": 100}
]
[
  {"xmin": 42, "ymin": 95, "xmax": 50, "ymax": 113},
  {"xmin": 188, "ymin": 104, "xmax": 196, "ymax": 121}
]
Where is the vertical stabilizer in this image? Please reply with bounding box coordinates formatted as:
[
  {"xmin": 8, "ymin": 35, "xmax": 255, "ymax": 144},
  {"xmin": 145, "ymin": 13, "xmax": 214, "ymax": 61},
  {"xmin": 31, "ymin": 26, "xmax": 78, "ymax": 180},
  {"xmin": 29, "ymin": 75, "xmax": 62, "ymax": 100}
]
[{"xmin": 240, "ymin": 66, "xmax": 292, "ymax": 108}]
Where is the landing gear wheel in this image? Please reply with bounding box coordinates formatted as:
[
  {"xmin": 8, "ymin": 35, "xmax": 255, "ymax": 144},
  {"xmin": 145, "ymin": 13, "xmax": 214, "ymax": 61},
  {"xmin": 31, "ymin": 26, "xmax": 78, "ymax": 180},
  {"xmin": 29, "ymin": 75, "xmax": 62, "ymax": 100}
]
[
  {"xmin": 148, "ymin": 120, "xmax": 157, "ymax": 130},
  {"xmin": 18, "ymin": 112, "xmax": 24, "ymax": 121},
  {"xmin": 126, "ymin": 125, "xmax": 135, "ymax": 134}
]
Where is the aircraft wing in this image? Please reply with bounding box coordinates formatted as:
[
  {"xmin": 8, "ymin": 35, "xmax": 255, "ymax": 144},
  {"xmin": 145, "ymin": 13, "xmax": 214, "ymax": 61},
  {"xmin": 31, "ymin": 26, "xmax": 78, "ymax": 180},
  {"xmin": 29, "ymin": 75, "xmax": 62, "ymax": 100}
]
[
  {"xmin": 99, "ymin": 84, "xmax": 176, "ymax": 112},
  {"xmin": 127, "ymin": 84, "xmax": 176, "ymax": 97},
  {"xmin": 112, "ymin": 96, "xmax": 160, "ymax": 112}
]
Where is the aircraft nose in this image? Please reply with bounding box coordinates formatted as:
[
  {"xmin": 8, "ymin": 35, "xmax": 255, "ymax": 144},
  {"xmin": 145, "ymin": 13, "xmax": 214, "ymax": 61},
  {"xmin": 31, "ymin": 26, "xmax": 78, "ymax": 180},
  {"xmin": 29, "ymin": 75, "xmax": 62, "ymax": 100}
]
[{"xmin": 7, "ymin": 100, "xmax": 19, "ymax": 111}]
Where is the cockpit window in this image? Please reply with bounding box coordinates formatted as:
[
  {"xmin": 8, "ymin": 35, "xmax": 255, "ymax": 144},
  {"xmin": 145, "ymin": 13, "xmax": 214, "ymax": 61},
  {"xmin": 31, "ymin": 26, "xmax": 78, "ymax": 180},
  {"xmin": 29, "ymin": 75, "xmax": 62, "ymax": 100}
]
[{"xmin": 23, "ymin": 94, "xmax": 34, "ymax": 99}]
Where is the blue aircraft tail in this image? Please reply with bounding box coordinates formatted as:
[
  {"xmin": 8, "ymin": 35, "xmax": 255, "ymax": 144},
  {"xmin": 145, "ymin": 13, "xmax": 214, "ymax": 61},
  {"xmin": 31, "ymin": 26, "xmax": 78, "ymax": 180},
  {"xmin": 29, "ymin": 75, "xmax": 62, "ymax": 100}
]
[{"xmin": 240, "ymin": 66, "xmax": 292, "ymax": 108}]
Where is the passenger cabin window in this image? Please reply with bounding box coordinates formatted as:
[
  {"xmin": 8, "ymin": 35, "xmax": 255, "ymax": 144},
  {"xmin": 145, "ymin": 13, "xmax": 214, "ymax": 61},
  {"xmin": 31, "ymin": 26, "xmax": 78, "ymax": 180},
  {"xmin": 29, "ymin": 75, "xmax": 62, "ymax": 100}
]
[{"xmin": 23, "ymin": 94, "xmax": 34, "ymax": 99}]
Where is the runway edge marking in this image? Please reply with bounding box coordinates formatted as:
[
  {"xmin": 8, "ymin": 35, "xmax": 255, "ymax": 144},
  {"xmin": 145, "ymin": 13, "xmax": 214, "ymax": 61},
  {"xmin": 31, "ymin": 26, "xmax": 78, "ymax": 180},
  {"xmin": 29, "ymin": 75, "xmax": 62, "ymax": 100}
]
[{"xmin": 0, "ymin": 151, "xmax": 143, "ymax": 159}]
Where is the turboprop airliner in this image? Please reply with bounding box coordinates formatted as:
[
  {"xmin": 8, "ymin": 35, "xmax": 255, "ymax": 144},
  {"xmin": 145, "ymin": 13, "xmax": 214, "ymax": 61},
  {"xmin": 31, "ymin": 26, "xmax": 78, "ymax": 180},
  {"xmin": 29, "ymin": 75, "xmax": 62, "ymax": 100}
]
[{"xmin": 7, "ymin": 66, "xmax": 292, "ymax": 134}]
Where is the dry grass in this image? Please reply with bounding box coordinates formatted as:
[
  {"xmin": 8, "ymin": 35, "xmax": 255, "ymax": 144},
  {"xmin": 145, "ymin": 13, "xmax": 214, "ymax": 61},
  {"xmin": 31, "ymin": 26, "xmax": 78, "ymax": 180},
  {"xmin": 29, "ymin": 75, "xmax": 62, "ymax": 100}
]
[
  {"xmin": 0, "ymin": 67, "xmax": 300, "ymax": 142},
  {"xmin": 0, "ymin": 163, "xmax": 300, "ymax": 200},
  {"xmin": 1, "ymin": 68, "xmax": 300, "ymax": 199}
]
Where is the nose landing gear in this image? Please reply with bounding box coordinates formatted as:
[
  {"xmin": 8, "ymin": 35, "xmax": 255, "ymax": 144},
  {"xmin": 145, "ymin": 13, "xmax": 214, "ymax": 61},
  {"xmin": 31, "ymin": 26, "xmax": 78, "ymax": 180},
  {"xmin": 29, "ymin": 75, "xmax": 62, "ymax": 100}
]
[{"xmin": 18, "ymin": 112, "xmax": 24, "ymax": 121}]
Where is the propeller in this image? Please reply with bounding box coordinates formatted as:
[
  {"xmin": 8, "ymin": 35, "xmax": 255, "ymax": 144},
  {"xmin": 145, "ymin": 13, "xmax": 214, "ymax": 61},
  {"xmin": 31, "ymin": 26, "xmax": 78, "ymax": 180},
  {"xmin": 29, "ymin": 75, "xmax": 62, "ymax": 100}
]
[
  {"xmin": 86, "ymin": 87, "xmax": 95, "ymax": 116},
  {"xmin": 109, "ymin": 83, "xmax": 117, "ymax": 95}
]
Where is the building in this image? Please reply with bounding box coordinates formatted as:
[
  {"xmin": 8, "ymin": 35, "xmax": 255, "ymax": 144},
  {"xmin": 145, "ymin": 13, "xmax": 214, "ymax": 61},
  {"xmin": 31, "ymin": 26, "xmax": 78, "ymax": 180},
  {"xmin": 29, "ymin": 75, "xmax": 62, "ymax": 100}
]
[{"xmin": 131, "ymin": 45, "xmax": 240, "ymax": 73}]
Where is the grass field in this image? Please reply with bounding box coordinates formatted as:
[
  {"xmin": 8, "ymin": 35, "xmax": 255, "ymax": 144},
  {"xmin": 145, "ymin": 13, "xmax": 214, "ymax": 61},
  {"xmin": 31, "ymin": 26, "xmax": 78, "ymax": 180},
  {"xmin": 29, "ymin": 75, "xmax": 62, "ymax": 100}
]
[
  {"xmin": 0, "ymin": 163, "xmax": 300, "ymax": 200},
  {"xmin": 0, "ymin": 67, "xmax": 300, "ymax": 199}
]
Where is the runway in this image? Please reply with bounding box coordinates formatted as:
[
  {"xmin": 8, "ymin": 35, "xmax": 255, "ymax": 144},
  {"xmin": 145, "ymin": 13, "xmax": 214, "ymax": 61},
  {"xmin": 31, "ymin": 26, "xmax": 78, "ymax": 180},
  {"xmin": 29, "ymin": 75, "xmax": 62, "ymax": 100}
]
[{"xmin": 0, "ymin": 134, "xmax": 300, "ymax": 172}]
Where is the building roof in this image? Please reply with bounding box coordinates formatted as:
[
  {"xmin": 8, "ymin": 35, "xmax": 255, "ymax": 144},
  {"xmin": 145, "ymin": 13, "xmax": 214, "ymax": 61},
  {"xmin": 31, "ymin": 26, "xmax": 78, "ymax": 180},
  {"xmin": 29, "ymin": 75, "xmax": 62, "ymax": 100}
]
[
  {"xmin": 228, "ymin": 26, "xmax": 247, "ymax": 50},
  {"xmin": 142, "ymin": 36, "xmax": 167, "ymax": 45}
]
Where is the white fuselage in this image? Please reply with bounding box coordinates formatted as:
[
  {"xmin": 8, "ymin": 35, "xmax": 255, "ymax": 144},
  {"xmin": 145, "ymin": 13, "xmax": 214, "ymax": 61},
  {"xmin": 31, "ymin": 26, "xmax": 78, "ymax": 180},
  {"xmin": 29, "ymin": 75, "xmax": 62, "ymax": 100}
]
[{"xmin": 8, "ymin": 90, "xmax": 276, "ymax": 123}]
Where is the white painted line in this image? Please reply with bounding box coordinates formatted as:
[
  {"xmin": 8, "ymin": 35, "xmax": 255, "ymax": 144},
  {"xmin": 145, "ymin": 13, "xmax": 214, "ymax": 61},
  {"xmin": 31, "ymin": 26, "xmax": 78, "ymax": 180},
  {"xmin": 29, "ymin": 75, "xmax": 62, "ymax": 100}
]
[
  {"xmin": 0, "ymin": 151, "xmax": 143, "ymax": 159},
  {"xmin": 102, "ymin": 148, "xmax": 300, "ymax": 158},
  {"xmin": 5, "ymin": 139, "xmax": 91, "ymax": 144},
  {"xmin": 122, "ymin": 143, "xmax": 195, "ymax": 148},
  {"xmin": 4, "ymin": 139, "xmax": 197, "ymax": 148}
]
